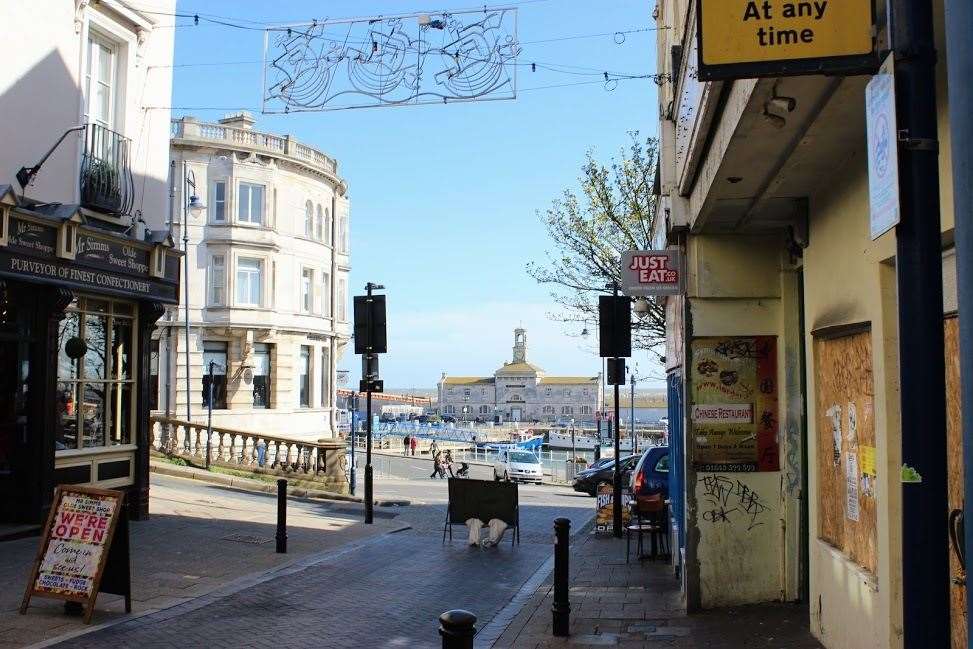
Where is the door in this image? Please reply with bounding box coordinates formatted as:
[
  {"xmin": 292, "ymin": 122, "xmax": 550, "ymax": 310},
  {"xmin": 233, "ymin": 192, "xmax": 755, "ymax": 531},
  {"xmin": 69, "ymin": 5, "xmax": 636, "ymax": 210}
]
[
  {"xmin": 511, "ymin": 407, "xmax": 522, "ymax": 422},
  {"xmin": 0, "ymin": 339, "xmax": 30, "ymax": 523}
]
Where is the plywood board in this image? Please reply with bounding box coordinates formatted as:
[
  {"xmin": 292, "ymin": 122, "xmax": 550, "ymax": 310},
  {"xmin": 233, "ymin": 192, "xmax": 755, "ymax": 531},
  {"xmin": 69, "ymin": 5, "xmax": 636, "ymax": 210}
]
[
  {"xmin": 814, "ymin": 330, "xmax": 877, "ymax": 574},
  {"xmin": 945, "ymin": 316, "xmax": 966, "ymax": 649}
]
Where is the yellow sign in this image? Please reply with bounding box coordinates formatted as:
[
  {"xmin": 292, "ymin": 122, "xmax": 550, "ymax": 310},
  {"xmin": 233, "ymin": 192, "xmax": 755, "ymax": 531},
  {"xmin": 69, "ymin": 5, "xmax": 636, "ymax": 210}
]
[
  {"xmin": 859, "ymin": 445, "xmax": 877, "ymax": 477},
  {"xmin": 699, "ymin": 0, "xmax": 873, "ymax": 66}
]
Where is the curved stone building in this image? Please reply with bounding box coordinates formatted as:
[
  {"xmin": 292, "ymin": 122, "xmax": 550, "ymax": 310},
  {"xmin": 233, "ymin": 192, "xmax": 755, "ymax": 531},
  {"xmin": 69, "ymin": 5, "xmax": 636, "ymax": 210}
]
[{"xmin": 156, "ymin": 113, "xmax": 350, "ymax": 439}]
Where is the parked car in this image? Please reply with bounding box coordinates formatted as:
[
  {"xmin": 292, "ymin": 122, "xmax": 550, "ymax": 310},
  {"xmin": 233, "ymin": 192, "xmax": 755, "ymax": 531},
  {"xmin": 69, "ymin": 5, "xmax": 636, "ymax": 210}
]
[
  {"xmin": 571, "ymin": 454, "xmax": 640, "ymax": 497},
  {"xmin": 442, "ymin": 415, "xmax": 457, "ymax": 424},
  {"xmin": 493, "ymin": 449, "xmax": 543, "ymax": 484},
  {"xmin": 629, "ymin": 446, "xmax": 670, "ymax": 500}
]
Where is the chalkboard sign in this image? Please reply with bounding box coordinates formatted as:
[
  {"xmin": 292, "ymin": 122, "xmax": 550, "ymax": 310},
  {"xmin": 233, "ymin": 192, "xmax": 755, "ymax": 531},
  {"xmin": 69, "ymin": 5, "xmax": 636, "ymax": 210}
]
[
  {"xmin": 443, "ymin": 479, "xmax": 520, "ymax": 545},
  {"xmin": 20, "ymin": 485, "xmax": 131, "ymax": 624}
]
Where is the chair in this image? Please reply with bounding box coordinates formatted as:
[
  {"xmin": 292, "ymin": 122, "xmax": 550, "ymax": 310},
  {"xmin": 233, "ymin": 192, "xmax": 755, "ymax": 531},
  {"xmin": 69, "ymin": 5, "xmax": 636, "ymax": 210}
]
[{"xmin": 626, "ymin": 494, "xmax": 670, "ymax": 562}]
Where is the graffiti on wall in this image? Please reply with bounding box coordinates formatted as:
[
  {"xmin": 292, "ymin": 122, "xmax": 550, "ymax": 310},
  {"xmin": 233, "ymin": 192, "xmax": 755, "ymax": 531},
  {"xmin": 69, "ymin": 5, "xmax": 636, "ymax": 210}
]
[{"xmin": 698, "ymin": 475, "xmax": 770, "ymax": 531}]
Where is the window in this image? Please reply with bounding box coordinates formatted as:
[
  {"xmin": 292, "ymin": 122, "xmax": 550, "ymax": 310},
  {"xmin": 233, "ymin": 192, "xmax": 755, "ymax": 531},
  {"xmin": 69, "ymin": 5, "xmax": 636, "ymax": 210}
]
[
  {"xmin": 85, "ymin": 34, "xmax": 116, "ymax": 129},
  {"xmin": 654, "ymin": 454, "xmax": 670, "ymax": 473},
  {"xmin": 235, "ymin": 258, "xmax": 262, "ymax": 306},
  {"xmin": 201, "ymin": 342, "xmax": 227, "ymax": 409},
  {"xmin": 321, "ymin": 272, "xmax": 331, "ymax": 316},
  {"xmin": 561, "ymin": 406, "xmax": 574, "ymax": 415},
  {"xmin": 299, "ymin": 346, "xmax": 311, "ymax": 408},
  {"xmin": 301, "ymin": 268, "xmax": 313, "ymax": 313},
  {"xmin": 316, "ymin": 204, "xmax": 324, "ymax": 240},
  {"xmin": 209, "ymin": 255, "xmax": 226, "ymax": 306},
  {"xmin": 305, "ymin": 200, "xmax": 314, "ymax": 237},
  {"xmin": 238, "ymin": 183, "xmax": 264, "ymax": 224},
  {"xmin": 543, "ymin": 406, "xmax": 555, "ymax": 414},
  {"xmin": 320, "ymin": 347, "xmax": 330, "ymax": 408},
  {"xmin": 564, "ymin": 388, "xmax": 572, "ymax": 397},
  {"xmin": 149, "ymin": 339, "xmax": 160, "ymax": 411},
  {"xmin": 338, "ymin": 216, "xmax": 348, "ymax": 252},
  {"xmin": 337, "ymin": 277, "xmax": 347, "ymax": 321},
  {"xmin": 582, "ymin": 387, "xmax": 589, "ymax": 397},
  {"xmin": 253, "ymin": 343, "xmax": 271, "ymax": 409},
  {"xmin": 211, "ymin": 181, "xmax": 226, "ymax": 222},
  {"xmin": 580, "ymin": 405, "xmax": 592, "ymax": 415},
  {"xmin": 545, "ymin": 387, "xmax": 552, "ymax": 396},
  {"xmin": 463, "ymin": 389, "xmax": 471, "ymax": 397},
  {"xmin": 324, "ymin": 208, "xmax": 332, "ymax": 245},
  {"xmin": 479, "ymin": 405, "xmax": 490, "ymax": 415},
  {"xmin": 56, "ymin": 298, "xmax": 136, "ymax": 451},
  {"xmin": 443, "ymin": 405, "xmax": 455, "ymax": 414}
]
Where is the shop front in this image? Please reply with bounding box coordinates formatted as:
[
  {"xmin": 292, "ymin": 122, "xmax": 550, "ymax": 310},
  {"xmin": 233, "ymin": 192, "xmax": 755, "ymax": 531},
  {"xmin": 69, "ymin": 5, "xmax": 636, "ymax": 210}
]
[{"xmin": 0, "ymin": 187, "xmax": 179, "ymax": 526}]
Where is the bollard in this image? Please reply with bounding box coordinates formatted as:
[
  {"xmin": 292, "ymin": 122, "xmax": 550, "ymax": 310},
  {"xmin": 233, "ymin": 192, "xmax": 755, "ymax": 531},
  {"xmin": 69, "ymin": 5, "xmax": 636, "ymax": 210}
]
[
  {"xmin": 439, "ymin": 609, "xmax": 476, "ymax": 649},
  {"xmin": 552, "ymin": 517, "xmax": 571, "ymax": 636},
  {"xmin": 276, "ymin": 479, "xmax": 287, "ymax": 554}
]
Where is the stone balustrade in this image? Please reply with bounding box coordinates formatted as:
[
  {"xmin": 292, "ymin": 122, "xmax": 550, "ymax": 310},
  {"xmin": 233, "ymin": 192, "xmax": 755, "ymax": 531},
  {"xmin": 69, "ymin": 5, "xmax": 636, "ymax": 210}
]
[{"xmin": 150, "ymin": 416, "xmax": 348, "ymax": 494}]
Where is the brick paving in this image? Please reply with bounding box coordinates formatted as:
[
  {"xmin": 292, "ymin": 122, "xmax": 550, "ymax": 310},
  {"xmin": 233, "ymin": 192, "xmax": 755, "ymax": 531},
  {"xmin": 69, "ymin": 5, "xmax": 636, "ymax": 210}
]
[
  {"xmin": 488, "ymin": 531, "xmax": 824, "ymax": 649},
  {"xmin": 33, "ymin": 476, "xmax": 593, "ymax": 648}
]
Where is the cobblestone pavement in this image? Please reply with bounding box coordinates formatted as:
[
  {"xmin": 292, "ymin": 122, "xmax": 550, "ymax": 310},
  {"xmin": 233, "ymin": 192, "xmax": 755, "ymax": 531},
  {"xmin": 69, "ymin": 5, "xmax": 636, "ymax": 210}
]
[
  {"xmin": 41, "ymin": 476, "xmax": 594, "ymax": 648},
  {"xmin": 489, "ymin": 532, "xmax": 824, "ymax": 649}
]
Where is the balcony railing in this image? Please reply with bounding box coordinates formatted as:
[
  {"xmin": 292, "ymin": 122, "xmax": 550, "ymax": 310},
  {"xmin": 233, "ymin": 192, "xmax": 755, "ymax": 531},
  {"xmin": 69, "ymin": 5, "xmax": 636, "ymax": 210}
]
[
  {"xmin": 79, "ymin": 123, "xmax": 134, "ymax": 216},
  {"xmin": 150, "ymin": 416, "xmax": 349, "ymax": 494},
  {"xmin": 171, "ymin": 117, "xmax": 339, "ymax": 176}
]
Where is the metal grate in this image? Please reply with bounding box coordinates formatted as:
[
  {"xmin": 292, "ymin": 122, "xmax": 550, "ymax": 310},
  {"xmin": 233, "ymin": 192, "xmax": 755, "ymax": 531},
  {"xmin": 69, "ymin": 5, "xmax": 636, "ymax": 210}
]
[{"xmin": 222, "ymin": 533, "xmax": 273, "ymax": 545}]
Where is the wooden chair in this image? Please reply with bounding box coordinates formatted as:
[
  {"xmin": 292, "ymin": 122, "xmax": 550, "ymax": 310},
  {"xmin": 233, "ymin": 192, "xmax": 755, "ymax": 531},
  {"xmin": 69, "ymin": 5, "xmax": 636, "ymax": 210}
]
[{"xmin": 626, "ymin": 494, "xmax": 669, "ymax": 562}]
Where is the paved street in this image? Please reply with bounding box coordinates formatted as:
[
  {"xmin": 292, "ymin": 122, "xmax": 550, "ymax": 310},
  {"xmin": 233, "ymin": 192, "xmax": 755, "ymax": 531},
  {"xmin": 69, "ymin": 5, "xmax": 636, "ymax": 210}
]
[{"xmin": 35, "ymin": 465, "xmax": 593, "ymax": 648}]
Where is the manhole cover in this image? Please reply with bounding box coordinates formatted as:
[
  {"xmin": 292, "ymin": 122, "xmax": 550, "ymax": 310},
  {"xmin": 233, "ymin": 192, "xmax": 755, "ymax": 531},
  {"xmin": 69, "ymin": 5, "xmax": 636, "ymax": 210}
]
[{"xmin": 222, "ymin": 533, "xmax": 273, "ymax": 545}]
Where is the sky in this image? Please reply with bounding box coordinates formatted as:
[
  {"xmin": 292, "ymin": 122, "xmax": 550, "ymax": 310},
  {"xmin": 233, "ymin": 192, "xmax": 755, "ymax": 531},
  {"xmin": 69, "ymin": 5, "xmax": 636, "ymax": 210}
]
[{"xmin": 165, "ymin": 0, "xmax": 662, "ymax": 388}]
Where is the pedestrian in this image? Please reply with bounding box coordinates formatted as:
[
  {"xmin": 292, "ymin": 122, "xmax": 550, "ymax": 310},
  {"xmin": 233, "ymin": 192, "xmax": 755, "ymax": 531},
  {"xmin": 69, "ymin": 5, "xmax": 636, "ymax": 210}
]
[
  {"xmin": 430, "ymin": 439, "xmax": 439, "ymax": 459},
  {"xmin": 444, "ymin": 450, "xmax": 455, "ymax": 478},
  {"xmin": 410, "ymin": 436, "xmax": 418, "ymax": 456},
  {"xmin": 403, "ymin": 435, "xmax": 410, "ymax": 455},
  {"xmin": 430, "ymin": 450, "xmax": 445, "ymax": 479}
]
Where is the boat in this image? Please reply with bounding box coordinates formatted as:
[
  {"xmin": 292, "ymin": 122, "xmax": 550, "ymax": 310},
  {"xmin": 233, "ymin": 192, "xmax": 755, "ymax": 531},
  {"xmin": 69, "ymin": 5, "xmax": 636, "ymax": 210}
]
[
  {"xmin": 546, "ymin": 430, "xmax": 598, "ymax": 450},
  {"xmin": 484, "ymin": 434, "xmax": 545, "ymax": 451}
]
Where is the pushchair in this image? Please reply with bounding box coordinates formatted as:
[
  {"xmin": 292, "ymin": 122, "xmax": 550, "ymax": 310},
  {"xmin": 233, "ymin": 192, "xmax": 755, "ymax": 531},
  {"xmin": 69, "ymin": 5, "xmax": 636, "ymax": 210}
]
[{"xmin": 455, "ymin": 462, "xmax": 471, "ymax": 478}]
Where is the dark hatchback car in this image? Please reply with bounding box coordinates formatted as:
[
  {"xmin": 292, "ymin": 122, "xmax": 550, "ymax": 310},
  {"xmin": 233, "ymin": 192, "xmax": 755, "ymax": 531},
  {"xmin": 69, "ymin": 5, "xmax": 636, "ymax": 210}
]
[
  {"xmin": 629, "ymin": 446, "xmax": 670, "ymax": 500},
  {"xmin": 572, "ymin": 454, "xmax": 640, "ymax": 497}
]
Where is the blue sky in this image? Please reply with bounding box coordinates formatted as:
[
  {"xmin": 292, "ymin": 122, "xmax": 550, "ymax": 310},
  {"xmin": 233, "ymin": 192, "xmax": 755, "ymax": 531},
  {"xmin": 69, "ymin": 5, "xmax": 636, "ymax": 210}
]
[{"xmin": 167, "ymin": 0, "xmax": 661, "ymax": 388}]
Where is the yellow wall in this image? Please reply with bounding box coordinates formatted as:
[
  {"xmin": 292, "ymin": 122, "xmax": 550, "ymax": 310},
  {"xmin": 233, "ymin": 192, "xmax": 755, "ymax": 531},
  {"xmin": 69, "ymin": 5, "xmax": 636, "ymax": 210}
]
[{"xmin": 803, "ymin": 142, "xmax": 902, "ymax": 649}]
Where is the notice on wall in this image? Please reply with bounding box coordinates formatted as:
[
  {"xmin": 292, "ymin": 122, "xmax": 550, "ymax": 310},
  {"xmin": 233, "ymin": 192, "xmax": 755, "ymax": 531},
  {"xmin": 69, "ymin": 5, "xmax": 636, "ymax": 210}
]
[
  {"xmin": 866, "ymin": 54, "xmax": 900, "ymax": 240},
  {"xmin": 697, "ymin": 0, "xmax": 875, "ymax": 81},
  {"xmin": 846, "ymin": 453, "xmax": 860, "ymax": 522},
  {"xmin": 690, "ymin": 337, "xmax": 779, "ymax": 472},
  {"xmin": 21, "ymin": 486, "xmax": 130, "ymax": 624}
]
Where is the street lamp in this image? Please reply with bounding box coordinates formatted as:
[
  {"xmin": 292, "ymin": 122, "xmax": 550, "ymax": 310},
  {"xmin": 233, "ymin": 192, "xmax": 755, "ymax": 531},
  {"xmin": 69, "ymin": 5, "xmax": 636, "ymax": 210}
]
[{"xmin": 181, "ymin": 166, "xmax": 205, "ymax": 423}]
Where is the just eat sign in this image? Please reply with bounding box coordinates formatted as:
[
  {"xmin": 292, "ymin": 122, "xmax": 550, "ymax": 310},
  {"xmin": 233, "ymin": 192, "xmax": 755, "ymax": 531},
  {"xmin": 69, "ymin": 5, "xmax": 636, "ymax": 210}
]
[{"xmin": 621, "ymin": 250, "xmax": 684, "ymax": 297}]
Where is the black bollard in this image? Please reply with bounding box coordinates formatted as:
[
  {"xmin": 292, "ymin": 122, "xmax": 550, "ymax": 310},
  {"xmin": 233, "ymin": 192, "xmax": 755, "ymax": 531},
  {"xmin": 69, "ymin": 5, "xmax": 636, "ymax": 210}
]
[
  {"xmin": 552, "ymin": 517, "xmax": 571, "ymax": 636},
  {"xmin": 439, "ymin": 609, "xmax": 476, "ymax": 649},
  {"xmin": 276, "ymin": 479, "xmax": 287, "ymax": 554}
]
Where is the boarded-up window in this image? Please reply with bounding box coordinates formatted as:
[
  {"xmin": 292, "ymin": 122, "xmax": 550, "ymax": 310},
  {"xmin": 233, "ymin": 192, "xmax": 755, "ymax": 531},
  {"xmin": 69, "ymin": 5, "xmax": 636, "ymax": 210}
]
[
  {"xmin": 946, "ymin": 316, "xmax": 966, "ymax": 649},
  {"xmin": 814, "ymin": 328, "xmax": 877, "ymax": 574}
]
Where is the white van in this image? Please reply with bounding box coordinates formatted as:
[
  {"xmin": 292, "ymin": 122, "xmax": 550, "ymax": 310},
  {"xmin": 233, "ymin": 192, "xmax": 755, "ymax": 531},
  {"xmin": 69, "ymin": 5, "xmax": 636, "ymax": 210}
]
[{"xmin": 493, "ymin": 449, "xmax": 543, "ymax": 484}]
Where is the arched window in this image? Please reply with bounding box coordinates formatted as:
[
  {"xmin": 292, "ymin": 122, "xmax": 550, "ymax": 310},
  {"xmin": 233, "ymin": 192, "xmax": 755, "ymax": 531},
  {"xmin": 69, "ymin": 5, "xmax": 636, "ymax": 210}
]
[
  {"xmin": 315, "ymin": 204, "xmax": 324, "ymax": 240},
  {"xmin": 324, "ymin": 208, "xmax": 332, "ymax": 245},
  {"xmin": 304, "ymin": 201, "xmax": 313, "ymax": 237}
]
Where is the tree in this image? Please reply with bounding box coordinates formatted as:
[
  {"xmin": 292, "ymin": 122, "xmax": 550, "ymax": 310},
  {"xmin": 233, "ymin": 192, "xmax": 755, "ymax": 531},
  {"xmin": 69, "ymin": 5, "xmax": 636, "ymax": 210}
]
[{"xmin": 527, "ymin": 134, "xmax": 665, "ymax": 355}]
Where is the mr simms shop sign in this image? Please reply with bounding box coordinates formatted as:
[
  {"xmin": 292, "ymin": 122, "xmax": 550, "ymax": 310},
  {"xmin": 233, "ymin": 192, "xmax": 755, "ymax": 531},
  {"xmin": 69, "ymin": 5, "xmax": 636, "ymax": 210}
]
[
  {"xmin": 1, "ymin": 214, "xmax": 178, "ymax": 303},
  {"xmin": 696, "ymin": 0, "xmax": 877, "ymax": 81}
]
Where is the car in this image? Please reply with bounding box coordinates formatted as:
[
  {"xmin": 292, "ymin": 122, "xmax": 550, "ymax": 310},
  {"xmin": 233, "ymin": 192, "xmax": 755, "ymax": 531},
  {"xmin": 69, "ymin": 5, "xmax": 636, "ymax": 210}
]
[
  {"xmin": 442, "ymin": 415, "xmax": 457, "ymax": 424},
  {"xmin": 571, "ymin": 454, "xmax": 640, "ymax": 497},
  {"xmin": 493, "ymin": 449, "xmax": 543, "ymax": 484},
  {"xmin": 629, "ymin": 446, "xmax": 670, "ymax": 500}
]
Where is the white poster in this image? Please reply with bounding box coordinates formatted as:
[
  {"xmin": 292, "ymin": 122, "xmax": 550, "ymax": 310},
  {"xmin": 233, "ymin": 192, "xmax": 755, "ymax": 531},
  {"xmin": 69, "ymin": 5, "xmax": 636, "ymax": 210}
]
[
  {"xmin": 846, "ymin": 453, "xmax": 860, "ymax": 522},
  {"xmin": 866, "ymin": 54, "xmax": 900, "ymax": 240}
]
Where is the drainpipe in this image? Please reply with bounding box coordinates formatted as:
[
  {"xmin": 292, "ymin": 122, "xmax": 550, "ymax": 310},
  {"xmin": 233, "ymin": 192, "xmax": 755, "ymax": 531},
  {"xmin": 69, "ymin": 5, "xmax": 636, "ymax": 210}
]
[
  {"xmin": 943, "ymin": 1, "xmax": 973, "ymax": 645},
  {"xmin": 890, "ymin": 0, "xmax": 949, "ymax": 645}
]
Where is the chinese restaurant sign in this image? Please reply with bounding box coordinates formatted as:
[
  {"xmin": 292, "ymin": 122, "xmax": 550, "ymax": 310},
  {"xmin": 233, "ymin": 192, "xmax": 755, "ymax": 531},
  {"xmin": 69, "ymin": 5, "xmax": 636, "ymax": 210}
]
[
  {"xmin": 21, "ymin": 486, "xmax": 130, "ymax": 624},
  {"xmin": 690, "ymin": 336, "xmax": 779, "ymax": 472},
  {"xmin": 696, "ymin": 0, "xmax": 876, "ymax": 81},
  {"xmin": 621, "ymin": 250, "xmax": 684, "ymax": 296}
]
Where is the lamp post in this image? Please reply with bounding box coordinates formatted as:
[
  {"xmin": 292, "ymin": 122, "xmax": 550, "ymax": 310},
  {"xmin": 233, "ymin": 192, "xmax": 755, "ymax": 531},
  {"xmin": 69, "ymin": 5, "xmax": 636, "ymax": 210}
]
[
  {"xmin": 581, "ymin": 326, "xmax": 604, "ymax": 462},
  {"xmin": 181, "ymin": 163, "xmax": 205, "ymax": 423},
  {"xmin": 630, "ymin": 366, "xmax": 637, "ymax": 456}
]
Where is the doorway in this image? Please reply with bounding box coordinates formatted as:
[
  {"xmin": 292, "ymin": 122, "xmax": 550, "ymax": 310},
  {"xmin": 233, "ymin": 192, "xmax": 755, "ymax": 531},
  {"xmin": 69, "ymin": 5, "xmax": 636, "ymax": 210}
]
[
  {"xmin": 0, "ymin": 338, "xmax": 30, "ymax": 523},
  {"xmin": 511, "ymin": 407, "xmax": 523, "ymax": 422}
]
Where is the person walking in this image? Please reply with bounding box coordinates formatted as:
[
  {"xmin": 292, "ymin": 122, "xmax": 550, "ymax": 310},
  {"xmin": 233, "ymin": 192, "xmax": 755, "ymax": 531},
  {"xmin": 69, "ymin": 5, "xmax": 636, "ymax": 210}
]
[
  {"xmin": 410, "ymin": 436, "xmax": 418, "ymax": 456},
  {"xmin": 444, "ymin": 450, "xmax": 455, "ymax": 478},
  {"xmin": 403, "ymin": 435, "xmax": 410, "ymax": 455},
  {"xmin": 429, "ymin": 439, "xmax": 439, "ymax": 459},
  {"xmin": 430, "ymin": 450, "xmax": 445, "ymax": 479}
]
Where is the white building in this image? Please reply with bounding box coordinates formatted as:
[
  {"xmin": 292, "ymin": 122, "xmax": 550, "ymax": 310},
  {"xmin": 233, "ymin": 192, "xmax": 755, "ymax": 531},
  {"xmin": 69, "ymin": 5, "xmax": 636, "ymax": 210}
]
[
  {"xmin": 437, "ymin": 329, "xmax": 602, "ymax": 423},
  {"xmin": 156, "ymin": 113, "xmax": 351, "ymax": 440}
]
